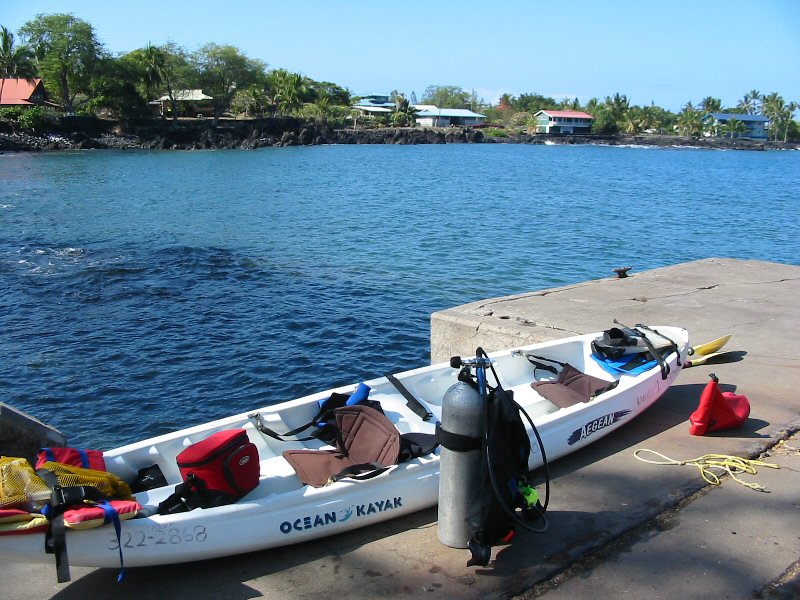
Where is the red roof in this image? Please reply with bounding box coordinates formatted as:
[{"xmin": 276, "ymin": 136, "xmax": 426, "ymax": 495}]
[
  {"xmin": 0, "ymin": 78, "xmax": 48, "ymax": 106},
  {"xmin": 539, "ymin": 110, "xmax": 594, "ymax": 119}
]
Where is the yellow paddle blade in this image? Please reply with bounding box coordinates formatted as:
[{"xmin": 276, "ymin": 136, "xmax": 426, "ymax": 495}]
[
  {"xmin": 689, "ymin": 334, "xmax": 732, "ymax": 356},
  {"xmin": 684, "ymin": 350, "xmax": 735, "ymax": 368}
]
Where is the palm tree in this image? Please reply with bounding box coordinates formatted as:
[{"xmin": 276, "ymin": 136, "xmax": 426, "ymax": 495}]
[
  {"xmin": 783, "ymin": 101, "xmax": 798, "ymax": 143},
  {"xmin": 391, "ymin": 94, "xmax": 418, "ymax": 127},
  {"xmin": 722, "ymin": 117, "xmax": 746, "ymax": 139},
  {"xmin": 699, "ymin": 96, "xmax": 722, "ymax": 114},
  {"xmin": 761, "ymin": 92, "xmax": 785, "ymax": 141},
  {"xmin": 0, "ymin": 25, "xmax": 37, "ymax": 103},
  {"xmin": 623, "ymin": 109, "xmax": 641, "ymax": 134},
  {"xmin": 140, "ymin": 43, "xmax": 163, "ymax": 101},
  {"xmin": 676, "ymin": 102, "xmax": 701, "ymax": 137},
  {"xmin": 270, "ymin": 69, "xmax": 307, "ymax": 115},
  {"xmin": 604, "ymin": 93, "xmax": 629, "ymax": 122},
  {"xmin": 747, "ymin": 89, "xmax": 761, "ymax": 115}
]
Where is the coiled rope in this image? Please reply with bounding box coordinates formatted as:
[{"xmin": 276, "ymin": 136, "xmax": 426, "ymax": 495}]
[{"xmin": 634, "ymin": 449, "xmax": 780, "ymax": 492}]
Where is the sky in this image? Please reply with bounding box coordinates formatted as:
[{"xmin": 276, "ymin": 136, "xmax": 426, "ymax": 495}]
[{"xmin": 4, "ymin": 0, "xmax": 800, "ymax": 112}]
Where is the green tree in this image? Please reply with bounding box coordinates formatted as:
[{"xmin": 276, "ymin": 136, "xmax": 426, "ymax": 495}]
[
  {"xmin": 194, "ymin": 43, "xmax": 266, "ymax": 125},
  {"xmin": 268, "ymin": 69, "xmax": 308, "ymax": 115},
  {"xmin": 699, "ymin": 96, "xmax": 722, "ymax": 114},
  {"xmin": 623, "ymin": 107, "xmax": 642, "ymax": 134},
  {"xmin": 19, "ymin": 13, "xmax": 105, "ymax": 113},
  {"xmin": 590, "ymin": 105, "xmax": 618, "ymax": 134},
  {"xmin": 1, "ymin": 25, "xmax": 37, "ymax": 102},
  {"xmin": 122, "ymin": 42, "xmax": 195, "ymax": 122},
  {"xmin": 604, "ymin": 93, "xmax": 630, "ymax": 124},
  {"xmin": 85, "ymin": 55, "xmax": 148, "ymax": 117},
  {"xmin": 784, "ymin": 102, "xmax": 798, "ymax": 142},
  {"xmin": 514, "ymin": 92, "xmax": 558, "ymax": 114},
  {"xmin": 761, "ymin": 92, "xmax": 785, "ymax": 141},
  {"xmin": 676, "ymin": 102, "xmax": 701, "ymax": 137},
  {"xmin": 722, "ymin": 117, "xmax": 746, "ymax": 139},
  {"xmin": 420, "ymin": 85, "xmax": 470, "ymax": 108},
  {"xmin": 390, "ymin": 94, "xmax": 418, "ymax": 127},
  {"xmin": 309, "ymin": 81, "xmax": 350, "ymax": 106}
]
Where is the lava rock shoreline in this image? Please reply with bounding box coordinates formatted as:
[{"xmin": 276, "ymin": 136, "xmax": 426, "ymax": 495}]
[{"xmin": 1, "ymin": 116, "xmax": 796, "ymax": 152}]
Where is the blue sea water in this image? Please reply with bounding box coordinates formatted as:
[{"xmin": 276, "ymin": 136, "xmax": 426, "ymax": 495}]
[{"xmin": 1, "ymin": 144, "xmax": 798, "ymax": 449}]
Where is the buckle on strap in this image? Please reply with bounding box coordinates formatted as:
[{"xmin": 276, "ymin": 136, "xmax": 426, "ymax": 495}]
[{"xmin": 50, "ymin": 485, "xmax": 103, "ymax": 509}]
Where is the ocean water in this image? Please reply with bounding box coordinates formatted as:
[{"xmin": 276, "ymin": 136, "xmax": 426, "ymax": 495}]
[{"xmin": 1, "ymin": 144, "xmax": 798, "ymax": 448}]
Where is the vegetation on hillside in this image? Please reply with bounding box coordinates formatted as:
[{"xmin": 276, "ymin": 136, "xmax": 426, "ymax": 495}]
[{"xmin": 1, "ymin": 13, "xmax": 798, "ymax": 141}]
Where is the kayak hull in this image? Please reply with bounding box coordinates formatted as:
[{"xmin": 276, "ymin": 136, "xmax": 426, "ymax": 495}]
[{"xmin": 0, "ymin": 326, "xmax": 688, "ymax": 568}]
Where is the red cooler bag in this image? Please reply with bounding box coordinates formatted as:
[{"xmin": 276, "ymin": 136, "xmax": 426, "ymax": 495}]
[{"xmin": 175, "ymin": 429, "xmax": 259, "ymax": 507}]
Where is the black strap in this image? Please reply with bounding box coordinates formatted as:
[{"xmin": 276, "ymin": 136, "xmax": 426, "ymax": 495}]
[
  {"xmin": 632, "ymin": 330, "xmax": 670, "ymax": 380},
  {"xmin": 327, "ymin": 462, "xmax": 389, "ymax": 484},
  {"xmin": 249, "ymin": 408, "xmax": 334, "ymax": 443},
  {"xmin": 435, "ymin": 423, "xmax": 481, "ymax": 452},
  {"xmin": 523, "ymin": 354, "xmax": 564, "ymax": 376},
  {"xmin": 37, "ymin": 469, "xmax": 107, "ymax": 583},
  {"xmin": 385, "ymin": 372, "xmax": 434, "ymax": 421},
  {"xmin": 635, "ymin": 324, "xmax": 682, "ymax": 368},
  {"xmin": 398, "ymin": 433, "xmax": 438, "ymax": 462}
]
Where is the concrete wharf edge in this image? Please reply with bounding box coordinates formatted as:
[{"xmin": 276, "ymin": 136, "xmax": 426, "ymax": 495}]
[{"xmin": 4, "ymin": 257, "xmax": 800, "ymax": 600}]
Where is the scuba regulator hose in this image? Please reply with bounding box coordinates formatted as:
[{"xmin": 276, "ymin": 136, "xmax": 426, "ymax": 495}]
[{"xmin": 476, "ymin": 348, "xmax": 552, "ymax": 542}]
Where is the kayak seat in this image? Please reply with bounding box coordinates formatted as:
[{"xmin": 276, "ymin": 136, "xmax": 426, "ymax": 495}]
[
  {"xmin": 282, "ymin": 405, "xmax": 401, "ymax": 488},
  {"xmin": 531, "ymin": 363, "xmax": 618, "ymax": 408}
]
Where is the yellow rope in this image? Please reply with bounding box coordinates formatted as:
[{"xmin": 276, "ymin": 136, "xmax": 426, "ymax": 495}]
[{"xmin": 634, "ymin": 449, "xmax": 780, "ymax": 492}]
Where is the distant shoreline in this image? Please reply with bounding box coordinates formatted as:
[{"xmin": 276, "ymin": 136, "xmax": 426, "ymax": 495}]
[{"xmin": 1, "ymin": 118, "xmax": 797, "ymax": 152}]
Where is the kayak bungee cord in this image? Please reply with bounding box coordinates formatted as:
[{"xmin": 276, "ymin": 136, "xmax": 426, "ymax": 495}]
[{"xmin": 633, "ymin": 449, "xmax": 779, "ymax": 492}]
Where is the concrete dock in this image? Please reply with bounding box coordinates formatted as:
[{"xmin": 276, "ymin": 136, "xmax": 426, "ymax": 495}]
[{"xmin": 3, "ymin": 257, "xmax": 799, "ymax": 599}]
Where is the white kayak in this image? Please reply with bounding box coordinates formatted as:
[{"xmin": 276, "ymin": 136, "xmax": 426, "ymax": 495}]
[{"xmin": 0, "ymin": 325, "xmax": 688, "ymax": 569}]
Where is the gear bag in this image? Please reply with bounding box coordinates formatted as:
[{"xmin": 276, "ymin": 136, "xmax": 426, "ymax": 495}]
[{"xmin": 158, "ymin": 429, "xmax": 259, "ymax": 515}]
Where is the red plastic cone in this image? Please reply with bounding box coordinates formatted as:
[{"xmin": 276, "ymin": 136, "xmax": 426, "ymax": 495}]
[{"xmin": 689, "ymin": 374, "xmax": 750, "ymax": 435}]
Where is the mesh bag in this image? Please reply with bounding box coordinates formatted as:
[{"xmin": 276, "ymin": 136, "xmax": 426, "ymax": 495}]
[
  {"xmin": 37, "ymin": 461, "xmax": 133, "ymax": 500},
  {"xmin": 0, "ymin": 457, "xmax": 51, "ymax": 509}
]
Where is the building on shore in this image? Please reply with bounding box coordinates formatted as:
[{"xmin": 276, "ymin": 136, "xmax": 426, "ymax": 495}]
[
  {"xmin": 0, "ymin": 78, "xmax": 58, "ymax": 109},
  {"xmin": 413, "ymin": 106, "xmax": 486, "ymax": 127},
  {"xmin": 534, "ymin": 110, "xmax": 594, "ymax": 134},
  {"xmin": 700, "ymin": 112, "xmax": 769, "ymax": 140},
  {"xmin": 351, "ymin": 95, "xmax": 486, "ymax": 127},
  {"xmin": 151, "ymin": 90, "xmax": 214, "ymax": 118}
]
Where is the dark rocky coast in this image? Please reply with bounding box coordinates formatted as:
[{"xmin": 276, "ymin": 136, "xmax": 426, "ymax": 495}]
[{"xmin": 1, "ymin": 116, "xmax": 797, "ymax": 152}]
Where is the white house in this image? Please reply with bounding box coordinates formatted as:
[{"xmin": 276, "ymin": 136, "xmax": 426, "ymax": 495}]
[
  {"xmin": 151, "ymin": 89, "xmax": 214, "ymax": 118},
  {"xmin": 414, "ymin": 107, "xmax": 486, "ymax": 127},
  {"xmin": 351, "ymin": 94, "xmax": 396, "ymax": 117},
  {"xmin": 534, "ymin": 110, "xmax": 594, "ymax": 134}
]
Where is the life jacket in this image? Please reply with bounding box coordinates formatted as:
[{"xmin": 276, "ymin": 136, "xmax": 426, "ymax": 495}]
[{"xmin": 36, "ymin": 447, "xmax": 105, "ymax": 471}]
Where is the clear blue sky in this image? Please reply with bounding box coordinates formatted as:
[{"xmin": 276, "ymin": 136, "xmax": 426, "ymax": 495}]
[{"xmin": 5, "ymin": 0, "xmax": 800, "ymax": 111}]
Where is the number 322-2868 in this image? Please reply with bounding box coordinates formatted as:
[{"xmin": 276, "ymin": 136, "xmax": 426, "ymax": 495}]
[{"xmin": 108, "ymin": 525, "xmax": 208, "ymax": 550}]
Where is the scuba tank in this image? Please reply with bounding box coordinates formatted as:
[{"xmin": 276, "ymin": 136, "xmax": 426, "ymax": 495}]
[
  {"xmin": 438, "ymin": 350, "xmax": 550, "ymax": 566},
  {"xmin": 436, "ymin": 380, "xmax": 483, "ymax": 548}
]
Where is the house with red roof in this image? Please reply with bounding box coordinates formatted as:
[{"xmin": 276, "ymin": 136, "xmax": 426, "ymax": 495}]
[
  {"xmin": 0, "ymin": 78, "xmax": 57, "ymax": 108},
  {"xmin": 534, "ymin": 109, "xmax": 594, "ymax": 134}
]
